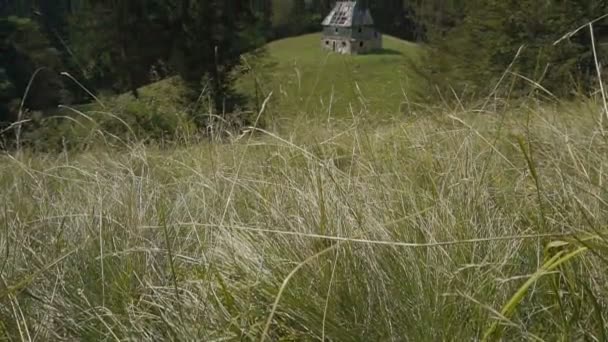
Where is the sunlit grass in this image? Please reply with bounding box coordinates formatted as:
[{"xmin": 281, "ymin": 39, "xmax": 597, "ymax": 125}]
[
  {"xmin": 236, "ymin": 32, "xmax": 426, "ymax": 125},
  {"xmin": 1, "ymin": 97, "xmax": 607, "ymax": 340}
]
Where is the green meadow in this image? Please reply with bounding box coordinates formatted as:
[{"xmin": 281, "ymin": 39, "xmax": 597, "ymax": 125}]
[{"xmin": 238, "ymin": 33, "xmax": 426, "ymax": 124}]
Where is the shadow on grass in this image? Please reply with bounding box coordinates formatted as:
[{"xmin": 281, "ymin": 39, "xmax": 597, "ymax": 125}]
[{"xmin": 370, "ymin": 48, "xmax": 403, "ymax": 56}]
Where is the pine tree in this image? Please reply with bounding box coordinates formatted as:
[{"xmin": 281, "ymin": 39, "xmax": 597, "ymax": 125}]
[
  {"xmin": 68, "ymin": 0, "xmax": 172, "ymax": 97},
  {"xmin": 422, "ymin": 0, "xmax": 608, "ymax": 97},
  {"xmin": 168, "ymin": 0, "xmax": 266, "ymax": 114}
]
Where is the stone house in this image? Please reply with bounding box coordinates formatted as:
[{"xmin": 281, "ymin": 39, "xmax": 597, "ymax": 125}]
[{"xmin": 321, "ymin": 1, "xmax": 382, "ymax": 55}]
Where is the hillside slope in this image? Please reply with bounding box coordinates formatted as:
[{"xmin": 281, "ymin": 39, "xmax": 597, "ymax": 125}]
[
  {"xmin": 109, "ymin": 33, "xmax": 425, "ymax": 127},
  {"xmin": 237, "ymin": 33, "xmax": 425, "ymax": 123}
]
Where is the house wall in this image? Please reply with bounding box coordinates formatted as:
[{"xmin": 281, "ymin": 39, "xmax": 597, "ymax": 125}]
[
  {"xmin": 323, "ymin": 26, "xmax": 379, "ymax": 40},
  {"xmin": 350, "ymin": 34, "xmax": 382, "ymax": 54},
  {"xmin": 323, "ymin": 26, "xmax": 352, "ymax": 38},
  {"xmin": 321, "ymin": 25, "xmax": 383, "ymax": 55},
  {"xmin": 351, "ymin": 26, "xmax": 377, "ymax": 40},
  {"xmin": 321, "ymin": 37, "xmax": 352, "ymax": 54}
]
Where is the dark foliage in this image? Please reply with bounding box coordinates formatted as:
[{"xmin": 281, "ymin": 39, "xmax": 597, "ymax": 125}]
[
  {"xmin": 2, "ymin": 0, "xmax": 608, "ymax": 150},
  {"xmin": 418, "ymin": 0, "xmax": 608, "ymax": 97}
]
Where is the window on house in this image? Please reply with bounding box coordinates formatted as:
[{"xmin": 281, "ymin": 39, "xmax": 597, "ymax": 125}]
[
  {"xmin": 374, "ymin": 31, "xmax": 378, "ymax": 38},
  {"xmin": 360, "ymin": 42, "xmax": 364, "ymax": 47},
  {"xmin": 335, "ymin": 27, "xmax": 339, "ymax": 33},
  {"xmin": 325, "ymin": 40, "xmax": 329, "ymax": 45},
  {"xmin": 358, "ymin": 27, "xmax": 362, "ymax": 33}
]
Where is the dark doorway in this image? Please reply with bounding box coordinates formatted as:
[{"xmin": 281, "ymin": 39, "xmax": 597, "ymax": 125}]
[{"xmin": 333, "ymin": 41, "xmax": 336, "ymax": 51}]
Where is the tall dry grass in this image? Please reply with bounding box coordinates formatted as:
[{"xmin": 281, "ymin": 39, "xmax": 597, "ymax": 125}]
[{"xmin": 1, "ymin": 98, "xmax": 607, "ymax": 341}]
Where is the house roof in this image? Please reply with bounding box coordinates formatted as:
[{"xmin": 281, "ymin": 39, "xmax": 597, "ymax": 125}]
[{"xmin": 321, "ymin": 1, "xmax": 374, "ymax": 27}]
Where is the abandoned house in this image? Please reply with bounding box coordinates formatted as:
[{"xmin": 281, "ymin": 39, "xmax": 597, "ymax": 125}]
[{"xmin": 321, "ymin": 1, "xmax": 382, "ymax": 55}]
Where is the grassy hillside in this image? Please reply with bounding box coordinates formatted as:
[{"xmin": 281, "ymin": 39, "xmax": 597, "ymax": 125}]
[
  {"xmin": 237, "ymin": 33, "xmax": 425, "ymax": 125},
  {"xmin": 101, "ymin": 33, "xmax": 425, "ymax": 132},
  {"xmin": 29, "ymin": 34, "xmax": 423, "ymax": 152},
  {"xmin": 1, "ymin": 99, "xmax": 607, "ymax": 341}
]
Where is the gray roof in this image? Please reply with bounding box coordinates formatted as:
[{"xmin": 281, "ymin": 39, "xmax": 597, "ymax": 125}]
[{"xmin": 321, "ymin": 1, "xmax": 374, "ymax": 27}]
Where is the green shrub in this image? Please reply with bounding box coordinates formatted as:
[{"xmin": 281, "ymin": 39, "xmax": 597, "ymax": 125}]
[
  {"xmin": 422, "ymin": 1, "xmax": 608, "ymax": 98},
  {"xmin": 99, "ymin": 99, "xmax": 197, "ymax": 144},
  {"xmin": 18, "ymin": 97, "xmax": 197, "ymax": 152}
]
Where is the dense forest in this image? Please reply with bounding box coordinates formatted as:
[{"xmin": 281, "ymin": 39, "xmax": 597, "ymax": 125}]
[{"xmin": 2, "ymin": 0, "xmax": 608, "ymax": 148}]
